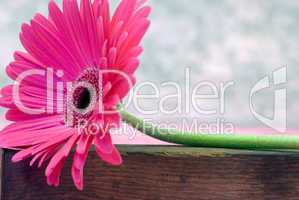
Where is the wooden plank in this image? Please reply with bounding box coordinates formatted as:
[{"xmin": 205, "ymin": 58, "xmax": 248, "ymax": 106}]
[{"xmin": 2, "ymin": 146, "xmax": 299, "ymax": 200}]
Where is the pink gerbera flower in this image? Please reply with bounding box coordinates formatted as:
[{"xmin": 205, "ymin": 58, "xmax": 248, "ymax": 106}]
[{"xmin": 0, "ymin": 0, "xmax": 150, "ymax": 190}]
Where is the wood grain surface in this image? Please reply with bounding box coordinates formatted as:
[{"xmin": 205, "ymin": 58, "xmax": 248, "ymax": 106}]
[{"xmin": 2, "ymin": 146, "xmax": 299, "ymax": 200}]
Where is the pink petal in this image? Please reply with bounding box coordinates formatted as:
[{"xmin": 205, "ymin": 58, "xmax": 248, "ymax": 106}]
[
  {"xmin": 47, "ymin": 159, "xmax": 65, "ymax": 187},
  {"xmin": 118, "ymin": 46, "xmax": 143, "ymax": 64},
  {"xmin": 102, "ymin": 82, "xmax": 112, "ymax": 98},
  {"xmin": 30, "ymin": 150, "xmax": 45, "ymax": 166},
  {"xmin": 95, "ymin": 144, "xmax": 122, "ymax": 166},
  {"xmin": 0, "ymin": 85, "xmax": 13, "ymax": 96},
  {"xmin": 48, "ymin": 1, "xmax": 86, "ymax": 69},
  {"xmin": 80, "ymin": 0, "xmax": 102, "ymax": 66},
  {"xmin": 108, "ymin": 47, "xmax": 117, "ymax": 66},
  {"xmin": 45, "ymin": 133, "xmax": 79, "ymax": 187},
  {"xmin": 62, "ymin": 0, "xmax": 94, "ymax": 68},
  {"xmin": 104, "ymin": 112, "xmax": 121, "ymax": 130},
  {"xmin": 31, "ymin": 15, "xmax": 81, "ymax": 76},
  {"xmin": 21, "ymin": 21, "xmax": 79, "ymax": 80},
  {"xmin": 2, "ymin": 125, "xmax": 72, "ymax": 152},
  {"xmin": 94, "ymin": 132, "xmax": 113, "ymax": 154},
  {"xmin": 120, "ymin": 19, "xmax": 150, "ymax": 54},
  {"xmin": 71, "ymin": 134, "xmax": 93, "ymax": 190},
  {"xmin": 103, "ymin": 94, "xmax": 120, "ymax": 108},
  {"xmin": 30, "ymin": 129, "xmax": 74, "ymax": 156},
  {"xmin": 0, "ymin": 115, "xmax": 63, "ymax": 136},
  {"xmin": 76, "ymin": 134, "xmax": 93, "ymax": 155},
  {"xmin": 105, "ymin": 74, "xmax": 136, "ymax": 102},
  {"xmin": 38, "ymin": 145, "xmax": 60, "ymax": 168},
  {"xmin": 112, "ymin": 0, "xmax": 137, "ymax": 27},
  {"xmin": 122, "ymin": 58, "xmax": 140, "ymax": 74},
  {"xmin": 30, "ymin": 145, "xmax": 59, "ymax": 167},
  {"xmin": 12, "ymin": 145, "xmax": 38, "ymax": 163},
  {"xmin": 5, "ymin": 109, "xmax": 55, "ymax": 122}
]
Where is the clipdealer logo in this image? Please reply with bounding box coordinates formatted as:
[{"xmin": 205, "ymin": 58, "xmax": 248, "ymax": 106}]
[{"xmin": 250, "ymin": 67, "xmax": 287, "ymax": 133}]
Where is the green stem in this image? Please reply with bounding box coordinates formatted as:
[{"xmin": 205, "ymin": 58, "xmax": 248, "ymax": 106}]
[{"xmin": 119, "ymin": 108, "xmax": 299, "ymax": 150}]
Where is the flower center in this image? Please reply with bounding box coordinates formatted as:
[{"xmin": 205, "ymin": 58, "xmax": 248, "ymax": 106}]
[
  {"xmin": 74, "ymin": 87, "xmax": 92, "ymax": 110},
  {"xmin": 64, "ymin": 68, "xmax": 101, "ymax": 128}
]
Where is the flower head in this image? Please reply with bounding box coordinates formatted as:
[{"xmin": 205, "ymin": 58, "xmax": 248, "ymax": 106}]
[{"xmin": 0, "ymin": 0, "xmax": 150, "ymax": 190}]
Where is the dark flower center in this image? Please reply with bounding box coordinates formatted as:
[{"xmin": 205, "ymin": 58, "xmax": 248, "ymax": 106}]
[
  {"xmin": 64, "ymin": 68, "xmax": 101, "ymax": 128},
  {"xmin": 75, "ymin": 87, "xmax": 92, "ymax": 110}
]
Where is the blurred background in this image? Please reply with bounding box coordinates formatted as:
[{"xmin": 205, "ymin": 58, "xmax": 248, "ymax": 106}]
[{"xmin": 0, "ymin": 0, "xmax": 299, "ymax": 142}]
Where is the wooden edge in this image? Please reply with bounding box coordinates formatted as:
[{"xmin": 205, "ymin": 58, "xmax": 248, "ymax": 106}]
[{"xmin": 116, "ymin": 145, "xmax": 299, "ymax": 157}]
